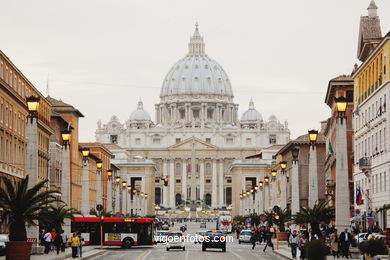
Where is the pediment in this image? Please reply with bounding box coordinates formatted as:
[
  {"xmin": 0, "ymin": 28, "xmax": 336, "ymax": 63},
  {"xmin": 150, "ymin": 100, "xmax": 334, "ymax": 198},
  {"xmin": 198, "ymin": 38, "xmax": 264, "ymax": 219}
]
[{"xmin": 168, "ymin": 137, "xmax": 217, "ymax": 150}]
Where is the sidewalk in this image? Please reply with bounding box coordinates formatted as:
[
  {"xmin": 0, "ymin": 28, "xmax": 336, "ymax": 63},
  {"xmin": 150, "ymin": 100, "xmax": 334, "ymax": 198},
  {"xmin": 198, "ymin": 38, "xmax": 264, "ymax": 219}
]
[
  {"xmin": 273, "ymin": 241, "xmax": 361, "ymax": 260},
  {"xmin": 0, "ymin": 246, "xmax": 105, "ymax": 260}
]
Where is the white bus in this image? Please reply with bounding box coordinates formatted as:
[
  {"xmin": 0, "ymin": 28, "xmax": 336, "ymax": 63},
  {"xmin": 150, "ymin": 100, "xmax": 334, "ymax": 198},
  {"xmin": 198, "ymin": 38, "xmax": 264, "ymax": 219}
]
[{"xmin": 217, "ymin": 215, "xmax": 232, "ymax": 233}]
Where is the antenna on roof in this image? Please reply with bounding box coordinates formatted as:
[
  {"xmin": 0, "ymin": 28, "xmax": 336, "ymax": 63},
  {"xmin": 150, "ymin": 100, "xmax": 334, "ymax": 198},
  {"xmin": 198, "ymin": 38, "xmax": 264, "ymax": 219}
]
[{"xmin": 46, "ymin": 73, "xmax": 50, "ymax": 97}]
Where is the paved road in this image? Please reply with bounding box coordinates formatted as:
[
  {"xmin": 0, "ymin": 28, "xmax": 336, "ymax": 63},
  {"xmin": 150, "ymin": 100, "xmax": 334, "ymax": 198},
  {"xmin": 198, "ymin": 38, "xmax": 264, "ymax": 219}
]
[{"xmin": 90, "ymin": 221, "xmax": 284, "ymax": 260}]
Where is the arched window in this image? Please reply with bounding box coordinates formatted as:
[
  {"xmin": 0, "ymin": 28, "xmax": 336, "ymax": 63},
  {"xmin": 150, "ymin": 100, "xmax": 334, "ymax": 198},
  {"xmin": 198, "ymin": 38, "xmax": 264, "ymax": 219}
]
[
  {"xmin": 175, "ymin": 193, "xmax": 182, "ymax": 206},
  {"xmin": 205, "ymin": 194, "xmax": 212, "ymax": 206}
]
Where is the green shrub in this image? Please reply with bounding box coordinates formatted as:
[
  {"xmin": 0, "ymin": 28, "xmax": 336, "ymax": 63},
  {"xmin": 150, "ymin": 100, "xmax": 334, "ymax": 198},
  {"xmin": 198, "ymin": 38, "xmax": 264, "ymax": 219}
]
[
  {"xmin": 305, "ymin": 239, "xmax": 328, "ymax": 260},
  {"xmin": 358, "ymin": 239, "xmax": 388, "ymax": 256}
]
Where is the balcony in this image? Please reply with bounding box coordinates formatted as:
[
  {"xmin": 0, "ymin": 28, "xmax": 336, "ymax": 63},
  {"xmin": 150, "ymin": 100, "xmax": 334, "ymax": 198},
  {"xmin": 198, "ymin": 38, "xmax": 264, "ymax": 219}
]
[{"xmin": 359, "ymin": 157, "xmax": 371, "ymax": 171}]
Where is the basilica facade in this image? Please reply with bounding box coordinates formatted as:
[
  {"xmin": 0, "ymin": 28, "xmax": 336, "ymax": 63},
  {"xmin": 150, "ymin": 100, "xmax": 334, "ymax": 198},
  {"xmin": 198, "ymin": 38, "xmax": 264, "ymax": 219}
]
[{"xmin": 95, "ymin": 25, "xmax": 290, "ymax": 212}]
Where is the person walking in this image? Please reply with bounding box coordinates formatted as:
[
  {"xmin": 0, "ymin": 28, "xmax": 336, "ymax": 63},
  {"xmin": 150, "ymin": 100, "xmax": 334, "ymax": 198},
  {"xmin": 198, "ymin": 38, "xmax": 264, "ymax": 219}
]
[
  {"xmin": 298, "ymin": 233, "xmax": 308, "ymax": 260},
  {"xmin": 43, "ymin": 230, "xmax": 52, "ymax": 254},
  {"xmin": 50, "ymin": 228, "xmax": 57, "ymax": 252},
  {"xmin": 68, "ymin": 232, "xmax": 80, "ymax": 258},
  {"xmin": 330, "ymin": 230, "xmax": 339, "ymax": 258},
  {"xmin": 250, "ymin": 232, "xmax": 257, "ymax": 250},
  {"xmin": 77, "ymin": 232, "xmax": 84, "ymax": 258},
  {"xmin": 54, "ymin": 230, "xmax": 63, "ymax": 254},
  {"xmin": 262, "ymin": 229, "xmax": 274, "ymax": 252},
  {"xmin": 339, "ymin": 228, "xmax": 352, "ymax": 258},
  {"xmin": 60, "ymin": 230, "xmax": 67, "ymax": 252},
  {"xmin": 289, "ymin": 230, "xmax": 299, "ymax": 259}
]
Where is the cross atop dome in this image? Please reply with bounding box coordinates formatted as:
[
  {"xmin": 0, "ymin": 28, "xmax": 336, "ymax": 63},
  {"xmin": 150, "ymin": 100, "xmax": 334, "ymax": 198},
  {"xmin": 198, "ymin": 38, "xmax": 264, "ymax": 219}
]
[
  {"xmin": 249, "ymin": 98, "xmax": 255, "ymax": 109},
  {"xmin": 367, "ymin": 0, "xmax": 378, "ymax": 17},
  {"xmin": 188, "ymin": 23, "xmax": 205, "ymax": 55},
  {"xmin": 137, "ymin": 98, "xmax": 144, "ymax": 110}
]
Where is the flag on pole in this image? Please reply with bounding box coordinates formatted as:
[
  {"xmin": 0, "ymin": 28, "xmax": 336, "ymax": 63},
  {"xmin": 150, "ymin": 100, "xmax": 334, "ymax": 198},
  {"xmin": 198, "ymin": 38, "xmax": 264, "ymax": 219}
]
[
  {"xmin": 356, "ymin": 186, "xmax": 363, "ymax": 205},
  {"xmin": 328, "ymin": 141, "xmax": 334, "ymax": 155}
]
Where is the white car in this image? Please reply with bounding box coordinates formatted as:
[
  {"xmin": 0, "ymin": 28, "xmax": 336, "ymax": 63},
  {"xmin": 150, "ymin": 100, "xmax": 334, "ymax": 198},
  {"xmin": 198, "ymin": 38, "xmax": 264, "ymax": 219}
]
[
  {"xmin": 354, "ymin": 233, "xmax": 368, "ymax": 244},
  {"xmin": 166, "ymin": 232, "xmax": 185, "ymax": 251},
  {"xmin": 239, "ymin": 230, "xmax": 253, "ymax": 244}
]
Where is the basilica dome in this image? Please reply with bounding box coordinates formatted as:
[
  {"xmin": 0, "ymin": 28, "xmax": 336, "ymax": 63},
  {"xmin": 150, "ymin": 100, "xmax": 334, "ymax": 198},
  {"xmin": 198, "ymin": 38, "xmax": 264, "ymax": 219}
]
[
  {"xmin": 130, "ymin": 99, "xmax": 151, "ymax": 121},
  {"xmin": 160, "ymin": 24, "xmax": 233, "ymax": 99},
  {"xmin": 241, "ymin": 99, "xmax": 263, "ymax": 121}
]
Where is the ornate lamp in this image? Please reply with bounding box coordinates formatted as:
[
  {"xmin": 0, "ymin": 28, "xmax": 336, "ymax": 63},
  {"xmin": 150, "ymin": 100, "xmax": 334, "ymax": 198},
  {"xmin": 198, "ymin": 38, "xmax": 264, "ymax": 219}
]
[
  {"xmin": 61, "ymin": 129, "xmax": 71, "ymax": 147},
  {"xmin": 26, "ymin": 96, "xmax": 40, "ymax": 123}
]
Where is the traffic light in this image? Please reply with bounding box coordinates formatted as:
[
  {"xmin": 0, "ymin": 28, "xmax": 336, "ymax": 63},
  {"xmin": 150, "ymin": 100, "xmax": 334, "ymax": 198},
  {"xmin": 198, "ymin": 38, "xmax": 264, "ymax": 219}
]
[
  {"xmin": 274, "ymin": 214, "xmax": 280, "ymax": 221},
  {"xmin": 164, "ymin": 178, "xmax": 169, "ymax": 187},
  {"xmin": 100, "ymin": 216, "xmax": 105, "ymax": 223}
]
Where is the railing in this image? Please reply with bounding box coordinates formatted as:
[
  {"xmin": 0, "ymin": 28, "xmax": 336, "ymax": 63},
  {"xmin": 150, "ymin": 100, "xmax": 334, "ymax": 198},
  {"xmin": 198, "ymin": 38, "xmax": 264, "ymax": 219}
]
[{"xmin": 359, "ymin": 157, "xmax": 371, "ymax": 171}]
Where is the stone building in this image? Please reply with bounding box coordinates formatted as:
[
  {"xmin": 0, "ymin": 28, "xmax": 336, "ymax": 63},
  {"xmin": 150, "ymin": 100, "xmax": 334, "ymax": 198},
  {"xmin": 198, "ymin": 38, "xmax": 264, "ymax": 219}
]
[{"xmin": 95, "ymin": 25, "xmax": 290, "ymax": 213}]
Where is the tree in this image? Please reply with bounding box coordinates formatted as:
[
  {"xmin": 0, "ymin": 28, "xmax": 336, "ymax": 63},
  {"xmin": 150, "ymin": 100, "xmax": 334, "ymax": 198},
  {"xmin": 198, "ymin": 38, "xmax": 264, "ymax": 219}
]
[
  {"xmin": 40, "ymin": 205, "xmax": 79, "ymax": 231},
  {"xmin": 89, "ymin": 208, "xmax": 112, "ymax": 218},
  {"xmin": 233, "ymin": 215, "xmax": 246, "ymax": 224},
  {"xmin": 293, "ymin": 201, "xmax": 334, "ymax": 235},
  {"xmin": 261, "ymin": 210, "xmax": 275, "ymax": 227},
  {"xmin": 273, "ymin": 207, "xmax": 291, "ymax": 232},
  {"xmin": 246, "ymin": 213, "xmax": 261, "ymax": 226},
  {"xmin": 0, "ymin": 175, "xmax": 60, "ymax": 241}
]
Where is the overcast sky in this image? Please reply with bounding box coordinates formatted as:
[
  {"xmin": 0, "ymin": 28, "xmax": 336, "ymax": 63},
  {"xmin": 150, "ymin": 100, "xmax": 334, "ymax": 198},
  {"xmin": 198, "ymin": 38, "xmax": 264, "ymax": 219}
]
[{"xmin": 1, "ymin": 0, "xmax": 389, "ymax": 141}]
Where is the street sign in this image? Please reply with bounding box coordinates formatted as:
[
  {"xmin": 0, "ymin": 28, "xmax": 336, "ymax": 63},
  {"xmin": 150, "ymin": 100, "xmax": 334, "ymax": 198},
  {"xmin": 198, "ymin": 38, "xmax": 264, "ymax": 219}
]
[
  {"xmin": 247, "ymin": 217, "xmax": 252, "ymax": 223},
  {"xmin": 96, "ymin": 204, "xmax": 103, "ymax": 211},
  {"xmin": 273, "ymin": 205, "xmax": 280, "ymax": 212}
]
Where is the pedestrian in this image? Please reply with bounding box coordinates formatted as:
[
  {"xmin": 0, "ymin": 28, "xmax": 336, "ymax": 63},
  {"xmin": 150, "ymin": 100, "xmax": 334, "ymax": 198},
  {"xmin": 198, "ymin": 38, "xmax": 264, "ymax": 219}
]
[
  {"xmin": 50, "ymin": 228, "xmax": 57, "ymax": 252},
  {"xmin": 330, "ymin": 230, "xmax": 339, "ymax": 258},
  {"xmin": 250, "ymin": 232, "xmax": 257, "ymax": 250},
  {"xmin": 77, "ymin": 232, "xmax": 84, "ymax": 258},
  {"xmin": 298, "ymin": 233, "xmax": 308, "ymax": 260},
  {"xmin": 60, "ymin": 230, "xmax": 67, "ymax": 252},
  {"xmin": 339, "ymin": 228, "xmax": 352, "ymax": 258},
  {"xmin": 43, "ymin": 230, "xmax": 52, "ymax": 254},
  {"xmin": 68, "ymin": 232, "xmax": 80, "ymax": 258},
  {"xmin": 262, "ymin": 229, "xmax": 274, "ymax": 252},
  {"xmin": 289, "ymin": 230, "xmax": 299, "ymax": 259},
  {"xmin": 54, "ymin": 230, "xmax": 63, "ymax": 254}
]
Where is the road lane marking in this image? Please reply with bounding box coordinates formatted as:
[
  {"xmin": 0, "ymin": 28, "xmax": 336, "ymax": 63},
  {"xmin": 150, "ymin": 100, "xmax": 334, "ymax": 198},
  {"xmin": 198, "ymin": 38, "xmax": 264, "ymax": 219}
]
[
  {"xmin": 231, "ymin": 250, "xmax": 246, "ymax": 260},
  {"xmin": 185, "ymin": 249, "xmax": 189, "ymax": 259},
  {"xmin": 136, "ymin": 249, "xmax": 152, "ymax": 260}
]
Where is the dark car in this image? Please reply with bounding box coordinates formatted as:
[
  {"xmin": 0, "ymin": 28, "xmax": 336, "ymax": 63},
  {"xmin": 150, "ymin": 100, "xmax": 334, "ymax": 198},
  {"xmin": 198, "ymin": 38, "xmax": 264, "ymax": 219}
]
[
  {"xmin": 0, "ymin": 234, "xmax": 9, "ymax": 256},
  {"xmin": 202, "ymin": 230, "xmax": 226, "ymax": 252}
]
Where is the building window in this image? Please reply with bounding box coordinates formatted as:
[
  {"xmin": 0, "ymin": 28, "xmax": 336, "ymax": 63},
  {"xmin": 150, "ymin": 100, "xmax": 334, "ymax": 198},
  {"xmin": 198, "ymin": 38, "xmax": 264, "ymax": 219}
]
[
  {"xmin": 175, "ymin": 163, "xmax": 182, "ymax": 175},
  {"xmin": 153, "ymin": 138, "xmax": 160, "ymax": 144},
  {"xmin": 110, "ymin": 135, "xmax": 118, "ymax": 144},
  {"xmin": 193, "ymin": 109, "xmax": 200, "ymax": 119},
  {"xmin": 206, "ymin": 179, "xmax": 211, "ymax": 183},
  {"xmin": 135, "ymin": 138, "xmax": 141, "ymax": 145},
  {"xmin": 207, "ymin": 109, "xmax": 213, "ymax": 119},
  {"xmin": 246, "ymin": 138, "xmax": 252, "ymax": 145},
  {"xmin": 225, "ymin": 138, "xmax": 233, "ymax": 144},
  {"xmin": 176, "ymin": 138, "xmax": 181, "ymax": 144},
  {"xmin": 205, "ymin": 138, "xmax": 211, "ymax": 144},
  {"xmin": 269, "ymin": 135, "xmax": 276, "ymax": 144},
  {"xmin": 176, "ymin": 179, "xmax": 181, "ymax": 183},
  {"xmin": 155, "ymin": 179, "xmax": 160, "ymax": 183},
  {"xmin": 206, "ymin": 163, "xmax": 211, "ymax": 175},
  {"xmin": 227, "ymin": 178, "xmax": 232, "ymax": 183},
  {"xmin": 179, "ymin": 109, "xmax": 185, "ymax": 119}
]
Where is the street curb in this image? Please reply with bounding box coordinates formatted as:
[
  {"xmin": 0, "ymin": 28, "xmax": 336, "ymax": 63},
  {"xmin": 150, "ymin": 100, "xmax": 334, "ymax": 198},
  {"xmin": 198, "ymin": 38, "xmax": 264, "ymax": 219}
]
[{"xmin": 273, "ymin": 250, "xmax": 292, "ymax": 260}]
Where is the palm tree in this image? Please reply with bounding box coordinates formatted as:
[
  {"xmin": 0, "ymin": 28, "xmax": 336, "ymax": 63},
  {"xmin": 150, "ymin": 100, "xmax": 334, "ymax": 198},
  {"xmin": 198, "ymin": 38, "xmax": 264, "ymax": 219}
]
[
  {"xmin": 89, "ymin": 208, "xmax": 112, "ymax": 218},
  {"xmin": 293, "ymin": 200, "xmax": 334, "ymax": 235},
  {"xmin": 0, "ymin": 175, "xmax": 60, "ymax": 241},
  {"xmin": 273, "ymin": 207, "xmax": 291, "ymax": 232},
  {"xmin": 261, "ymin": 210, "xmax": 275, "ymax": 227},
  {"xmin": 40, "ymin": 205, "xmax": 79, "ymax": 231}
]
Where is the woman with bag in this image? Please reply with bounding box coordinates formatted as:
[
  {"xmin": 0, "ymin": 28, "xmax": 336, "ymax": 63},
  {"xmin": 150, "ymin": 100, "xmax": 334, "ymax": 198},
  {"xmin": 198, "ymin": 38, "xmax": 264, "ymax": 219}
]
[{"xmin": 68, "ymin": 232, "xmax": 80, "ymax": 258}]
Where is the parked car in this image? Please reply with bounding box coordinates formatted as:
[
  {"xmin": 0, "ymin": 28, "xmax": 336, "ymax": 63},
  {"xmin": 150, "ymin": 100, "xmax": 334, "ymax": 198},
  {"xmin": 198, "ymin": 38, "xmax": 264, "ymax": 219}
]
[
  {"xmin": 195, "ymin": 231, "xmax": 205, "ymax": 244},
  {"xmin": 200, "ymin": 222, "xmax": 207, "ymax": 228},
  {"xmin": 238, "ymin": 230, "xmax": 253, "ymax": 244},
  {"xmin": 354, "ymin": 233, "xmax": 369, "ymax": 244},
  {"xmin": 166, "ymin": 232, "xmax": 185, "ymax": 251},
  {"xmin": 161, "ymin": 224, "xmax": 170, "ymax": 230},
  {"xmin": 155, "ymin": 231, "xmax": 169, "ymax": 243},
  {"xmin": 202, "ymin": 230, "xmax": 226, "ymax": 252},
  {"xmin": 0, "ymin": 234, "xmax": 9, "ymax": 256}
]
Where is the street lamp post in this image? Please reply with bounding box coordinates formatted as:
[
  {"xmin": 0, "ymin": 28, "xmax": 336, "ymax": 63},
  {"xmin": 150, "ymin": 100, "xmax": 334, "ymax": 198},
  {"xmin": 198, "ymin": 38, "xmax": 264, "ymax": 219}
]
[
  {"xmin": 115, "ymin": 176, "xmax": 121, "ymax": 213},
  {"xmin": 81, "ymin": 147, "xmax": 90, "ymax": 215},
  {"xmin": 279, "ymin": 161, "xmax": 288, "ymax": 209},
  {"xmin": 96, "ymin": 160, "xmax": 103, "ymax": 206},
  {"xmin": 308, "ymin": 129, "xmax": 319, "ymax": 207},
  {"xmin": 121, "ymin": 181, "xmax": 127, "ymax": 214},
  {"xmin": 291, "ymin": 147, "xmax": 300, "ymax": 215},
  {"xmin": 258, "ymin": 181, "xmax": 264, "ymax": 214},
  {"xmin": 127, "ymin": 185, "xmax": 132, "ymax": 215},
  {"xmin": 335, "ymin": 96, "xmax": 350, "ymax": 230}
]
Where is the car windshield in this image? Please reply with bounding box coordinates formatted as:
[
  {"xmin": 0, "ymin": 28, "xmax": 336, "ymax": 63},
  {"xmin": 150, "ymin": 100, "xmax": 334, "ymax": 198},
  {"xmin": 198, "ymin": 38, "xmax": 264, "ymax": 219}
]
[
  {"xmin": 206, "ymin": 232, "xmax": 222, "ymax": 237},
  {"xmin": 0, "ymin": 235, "xmax": 8, "ymax": 242},
  {"xmin": 197, "ymin": 232, "xmax": 205, "ymax": 235},
  {"xmin": 241, "ymin": 231, "xmax": 252, "ymax": 236}
]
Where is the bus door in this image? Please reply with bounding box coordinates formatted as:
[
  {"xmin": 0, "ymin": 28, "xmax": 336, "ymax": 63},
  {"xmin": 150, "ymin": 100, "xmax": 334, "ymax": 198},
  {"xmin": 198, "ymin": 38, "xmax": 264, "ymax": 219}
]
[
  {"xmin": 137, "ymin": 223, "xmax": 153, "ymax": 245},
  {"xmin": 88, "ymin": 222, "xmax": 101, "ymax": 245}
]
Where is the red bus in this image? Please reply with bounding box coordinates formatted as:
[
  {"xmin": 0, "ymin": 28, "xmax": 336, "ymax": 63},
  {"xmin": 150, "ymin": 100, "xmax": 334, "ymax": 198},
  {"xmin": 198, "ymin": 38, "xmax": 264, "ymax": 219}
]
[{"xmin": 71, "ymin": 217, "xmax": 155, "ymax": 248}]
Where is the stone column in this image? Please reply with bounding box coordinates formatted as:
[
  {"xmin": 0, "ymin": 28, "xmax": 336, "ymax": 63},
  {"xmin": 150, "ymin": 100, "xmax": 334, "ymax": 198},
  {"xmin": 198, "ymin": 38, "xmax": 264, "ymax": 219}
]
[
  {"xmin": 308, "ymin": 145, "xmax": 318, "ymax": 207},
  {"xmin": 335, "ymin": 117, "xmax": 350, "ymax": 230},
  {"xmin": 218, "ymin": 160, "xmax": 224, "ymax": 206},
  {"xmin": 264, "ymin": 184, "xmax": 269, "ymax": 211},
  {"xmin": 259, "ymin": 187, "xmax": 264, "ymax": 214},
  {"xmin": 80, "ymin": 160, "xmax": 90, "ymax": 216},
  {"xmin": 212, "ymin": 160, "xmax": 217, "ymax": 208},
  {"xmin": 155, "ymin": 104, "xmax": 160, "ymax": 124},
  {"xmin": 182, "ymin": 159, "xmax": 187, "ymax": 203},
  {"xmin": 115, "ymin": 184, "xmax": 120, "ymax": 213},
  {"xmin": 255, "ymin": 187, "xmax": 259, "ymax": 213},
  {"xmin": 121, "ymin": 186, "xmax": 126, "ymax": 213},
  {"xmin": 239, "ymin": 198, "xmax": 243, "ymax": 215},
  {"xmin": 126, "ymin": 190, "xmax": 131, "ymax": 215},
  {"xmin": 169, "ymin": 160, "xmax": 175, "ymax": 208},
  {"xmin": 106, "ymin": 179, "xmax": 113, "ymax": 212},
  {"xmin": 96, "ymin": 171, "xmax": 102, "ymax": 206},
  {"xmin": 162, "ymin": 160, "xmax": 168, "ymax": 207},
  {"xmin": 291, "ymin": 160, "xmax": 300, "ymax": 215},
  {"xmin": 199, "ymin": 159, "xmax": 205, "ymax": 203}
]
